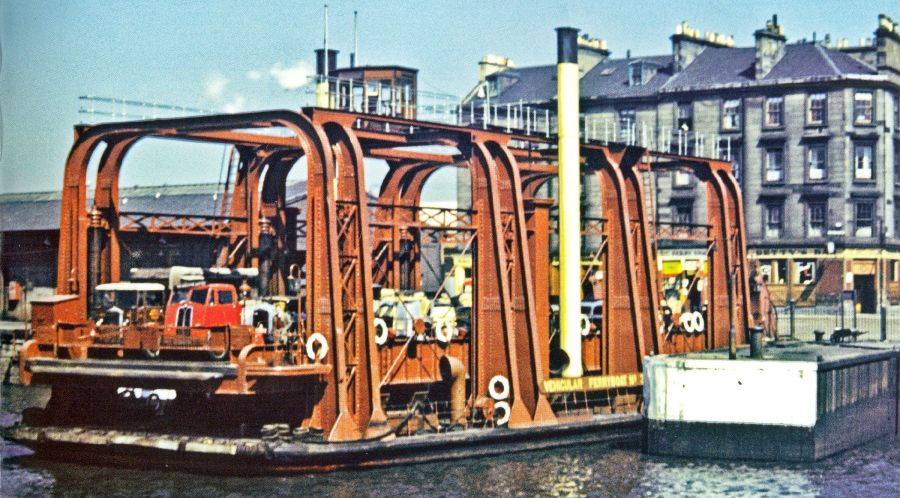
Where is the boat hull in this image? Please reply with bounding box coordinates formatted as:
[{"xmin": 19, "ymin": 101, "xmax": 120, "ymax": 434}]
[{"xmin": 2, "ymin": 413, "xmax": 643, "ymax": 474}]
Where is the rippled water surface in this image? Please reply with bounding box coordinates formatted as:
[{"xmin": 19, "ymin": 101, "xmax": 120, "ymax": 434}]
[{"xmin": 2, "ymin": 384, "xmax": 898, "ymax": 497}]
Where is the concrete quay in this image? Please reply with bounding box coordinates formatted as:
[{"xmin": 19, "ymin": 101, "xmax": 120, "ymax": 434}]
[{"xmin": 644, "ymin": 340, "xmax": 899, "ymax": 462}]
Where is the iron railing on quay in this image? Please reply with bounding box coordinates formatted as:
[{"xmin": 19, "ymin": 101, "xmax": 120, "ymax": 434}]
[{"xmin": 775, "ymin": 297, "xmax": 900, "ymax": 342}]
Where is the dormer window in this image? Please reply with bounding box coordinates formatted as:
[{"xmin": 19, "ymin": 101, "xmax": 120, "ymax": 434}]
[
  {"xmin": 628, "ymin": 62, "xmax": 644, "ymax": 86},
  {"xmin": 486, "ymin": 75, "xmax": 501, "ymax": 98}
]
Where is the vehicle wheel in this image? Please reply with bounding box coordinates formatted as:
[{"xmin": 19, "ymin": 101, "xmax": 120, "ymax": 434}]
[{"xmin": 208, "ymin": 348, "xmax": 229, "ymax": 361}]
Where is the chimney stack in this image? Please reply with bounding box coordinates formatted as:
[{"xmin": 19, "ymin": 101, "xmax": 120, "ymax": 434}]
[
  {"xmin": 478, "ymin": 54, "xmax": 515, "ymax": 82},
  {"xmin": 754, "ymin": 15, "xmax": 786, "ymax": 79},
  {"xmin": 671, "ymin": 21, "xmax": 735, "ymax": 72},
  {"xmin": 875, "ymin": 14, "xmax": 900, "ymax": 70},
  {"xmin": 577, "ymin": 34, "xmax": 609, "ymax": 73}
]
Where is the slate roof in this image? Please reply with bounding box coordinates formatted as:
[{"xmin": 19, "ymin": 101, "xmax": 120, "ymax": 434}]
[
  {"xmin": 0, "ymin": 182, "xmax": 309, "ymax": 233},
  {"xmin": 582, "ymin": 55, "xmax": 674, "ymax": 99},
  {"xmin": 477, "ymin": 41, "xmax": 882, "ymax": 105},
  {"xmin": 489, "ymin": 65, "xmax": 557, "ymax": 104},
  {"xmin": 661, "ymin": 48, "xmax": 755, "ymax": 91}
]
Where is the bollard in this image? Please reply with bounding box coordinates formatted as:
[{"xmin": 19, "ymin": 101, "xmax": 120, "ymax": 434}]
[
  {"xmin": 750, "ymin": 326, "xmax": 765, "ymax": 359},
  {"xmin": 788, "ymin": 298, "xmax": 795, "ymax": 340},
  {"xmin": 880, "ymin": 305, "xmax": 887, "ymax": 341}
]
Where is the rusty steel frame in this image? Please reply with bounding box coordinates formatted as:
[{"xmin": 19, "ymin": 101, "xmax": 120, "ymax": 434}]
[{"xmin": 33, "ymin": 107, "xmax": 751, "ymax": 441}]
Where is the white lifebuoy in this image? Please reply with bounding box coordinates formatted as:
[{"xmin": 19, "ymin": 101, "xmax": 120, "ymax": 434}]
[
  {"xmin": 434, "ymin": 319, "xmax": 453, "ymax": 344},
  {"xmin": 374, "ymin": 318, "xmax": 389, "ymax": 346},
  {"xmin": 494, "ymin": 400, "xmax": 511, "ymax": 426},
  {"xmin": 580, "ymin": 314, "xmax": 591, "ymax": 337},
  {"xmin": 693, "ymin": 312, "xmax": 705, "ymax": 333},
  {"xmin": 488, "ymin": 375, "xmax": 510, "ymax": 400},
  {"xmin": 306, "ymin": 332, "xmax": 329, "ymax": 361},
  {"xmin": 681, "ymin": 312, "xmax": 696, "ymax": 333}
]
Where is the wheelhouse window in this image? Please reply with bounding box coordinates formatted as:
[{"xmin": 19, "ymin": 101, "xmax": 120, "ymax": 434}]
[
  {"xmin": 807, "ymin": 143, "xmax": 827, "ymax": 181},
  {"xmin": 807, "ymin": 202, "xmax": 826, "ymax": 237},
  {"xmin": 765, "ymin": 147, "xmax": 784, "ymax": 182},
  {"xmin": 854, "ymin": 91, "xmax": 873, "ymax": 125},
  {"xmin": 855, "ymin": 202, "xmax": 874, "ymax": 238},
  {"xmin": 765, "ymin": 96, "xmax": 784, "ymax": 127},
  {"xmin": 764, "ymin": 203, "xmax": 783, "ymax": 239},
  {"xmin": 854, "ymin": 143, "xmax": 874, "ymax": 180},
  {"xmin": 722, "ymin": 99, "xmax": 741, "ymax": 129},
  {"xmin": 807, "ymin": 93, "xmax": 827, "ymax": 125}
]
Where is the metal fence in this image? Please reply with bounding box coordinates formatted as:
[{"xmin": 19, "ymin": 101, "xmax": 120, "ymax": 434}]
[{"xmin": 775, "ymin": 299, "xmax": 900, "ymax": 342}]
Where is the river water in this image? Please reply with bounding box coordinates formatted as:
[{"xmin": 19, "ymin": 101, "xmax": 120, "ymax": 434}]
[{"xmin": 1, "ymin": 384, "xmax": 898, "ymax": 497}]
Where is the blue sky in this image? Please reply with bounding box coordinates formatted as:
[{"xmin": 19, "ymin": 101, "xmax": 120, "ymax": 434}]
[{"xmin": 0, "ymin": 0, "xmax": 896, "ymax": 194}]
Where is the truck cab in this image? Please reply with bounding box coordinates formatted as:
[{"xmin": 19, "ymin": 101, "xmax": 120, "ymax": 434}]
[{"xmin": 164, "ymin": 283, "xmax": 241, "ymax": 329}]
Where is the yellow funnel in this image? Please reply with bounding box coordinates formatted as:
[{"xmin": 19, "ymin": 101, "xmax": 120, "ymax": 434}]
[{"xmin": 556, "ymin": 27, "xmax": 582, "ymax": 378}]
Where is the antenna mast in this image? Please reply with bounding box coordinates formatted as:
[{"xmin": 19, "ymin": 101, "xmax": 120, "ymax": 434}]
[
  {"xmin": 323, "ymin": 4, "xmax": 329, "ymax": 67},
  {"xmin": 352, "ymin": 10, "xmax": 359, "ymax": 67}
]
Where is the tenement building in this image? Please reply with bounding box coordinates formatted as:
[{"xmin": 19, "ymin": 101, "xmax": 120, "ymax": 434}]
[{"xmin": 463, "ymin": 14, "xmax": 900, "ymax": 311}]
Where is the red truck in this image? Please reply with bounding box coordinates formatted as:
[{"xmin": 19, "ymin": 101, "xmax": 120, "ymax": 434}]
[{"xmin": 164, "ymin": 283, "xmax": 241, "ymax": 329}]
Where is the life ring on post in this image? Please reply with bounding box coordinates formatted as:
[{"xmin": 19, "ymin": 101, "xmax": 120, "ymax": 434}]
[
  {"xmin": 681, "ymin": 312, "xmax": 696, "ymax": 333},
  {"xmin": 580, "ymin": 314, "xmax": 591, "ymax": 337},
  {"xmin": 306, "ymin": 332, "xmax": 329, "ymax": 361},
  {"xmin": 493, "ymin": 400, "xmax": 511, "ymax": 426},
  {"xmin": 488, "ymin": 375, "xmax": 510, "ymax": 400},
  {"xmin": 434, "ymin": 319, "xmax": 453, "ymax": 344},
  {"xmin": 373, "ymin": 318, "xmax": 389, "ymax": 346},
  {"xmin": 693, "ymin": 312, "xmax": 705, "ymax": 333}
]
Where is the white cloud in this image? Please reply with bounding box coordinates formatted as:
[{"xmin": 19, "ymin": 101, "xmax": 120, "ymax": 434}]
[
  {"xmin": 269, "ymin": 61, "xmax": 313, "ymax": 90},
  {"xmin": 204, "ymin": 74, "xmax": 229, "ymax": 100},
  {"xmin": 223, "ymin": 95, "xmax": 246, "ymax": 113},
  {"xmin": 246, "ymin": 69, "xmax": 262, "ymax": 81}
]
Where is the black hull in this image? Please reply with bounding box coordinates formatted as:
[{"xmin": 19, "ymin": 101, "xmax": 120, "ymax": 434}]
[{"xmin": 2, "ymin": 413, "xmax": 643, "ymax": 474}]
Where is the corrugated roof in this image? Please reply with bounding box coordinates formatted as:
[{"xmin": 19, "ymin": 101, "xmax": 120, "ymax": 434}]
[
  {"xmin": 0, "ymin": 182, "xmax": 308, "ymax": 233},
  {"xmin": 0, "ymin": 200, "xmax": 61, "ymax": 232}
]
